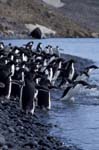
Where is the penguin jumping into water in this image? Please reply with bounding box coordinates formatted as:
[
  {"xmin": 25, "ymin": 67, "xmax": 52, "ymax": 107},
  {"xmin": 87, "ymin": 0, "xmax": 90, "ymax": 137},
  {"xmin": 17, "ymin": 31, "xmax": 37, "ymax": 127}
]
[
  {"xmin": 84, "ymin": 65, "xmax": 99, "ymax": 76},
  {"xmin": 60, "ymin": 80, "xmax": 90, "ymax": 101},
  {"xmin": 59, "ymin": 59, "xmax": 75, "ymax": 88}
]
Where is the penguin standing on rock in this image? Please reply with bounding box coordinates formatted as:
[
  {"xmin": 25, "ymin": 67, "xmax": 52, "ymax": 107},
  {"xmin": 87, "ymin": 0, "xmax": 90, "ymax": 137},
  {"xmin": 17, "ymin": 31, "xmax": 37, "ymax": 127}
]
[
  {"xmin": 23, "ymin": 41, "xmax": 34, "ymax": 50},
  {"xmin": 20, "ymin": 71, "xmax": 36, "ymax": 115},
  {"xmin": 36, "ymin": 42, "xmax": 42, "ymax": 52},
  {"xmin": 37, "ymin": 78, "xmax": 52, "ymax": 110}
]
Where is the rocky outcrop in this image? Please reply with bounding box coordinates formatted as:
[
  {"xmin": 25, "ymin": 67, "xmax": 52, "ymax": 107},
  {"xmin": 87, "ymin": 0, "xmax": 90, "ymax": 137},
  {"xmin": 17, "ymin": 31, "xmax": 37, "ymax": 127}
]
[{"xmin": 30, "ymin": 27, "xmax": 42, "ymax": 39}]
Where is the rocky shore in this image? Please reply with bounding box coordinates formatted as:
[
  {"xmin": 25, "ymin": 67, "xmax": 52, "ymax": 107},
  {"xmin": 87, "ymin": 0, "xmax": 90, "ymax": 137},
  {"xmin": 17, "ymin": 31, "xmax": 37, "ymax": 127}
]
[
  {"xmin": 0, "ymin": 97, "xmax": 82, "ymax": 150},
  {"xmin": 0, "ymin": 51, "xmax": 93, "ymax": 150},
  {"xmin": 0, "ymin": 0, "xmax": 98, "ymax": 39}
]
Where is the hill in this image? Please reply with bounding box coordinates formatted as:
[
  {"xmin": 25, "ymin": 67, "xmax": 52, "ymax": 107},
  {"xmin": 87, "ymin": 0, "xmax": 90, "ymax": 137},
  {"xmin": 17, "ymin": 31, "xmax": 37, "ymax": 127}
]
[{"xmin": 0, "ymin": 0, "xmax": 98, "ymax": 38}]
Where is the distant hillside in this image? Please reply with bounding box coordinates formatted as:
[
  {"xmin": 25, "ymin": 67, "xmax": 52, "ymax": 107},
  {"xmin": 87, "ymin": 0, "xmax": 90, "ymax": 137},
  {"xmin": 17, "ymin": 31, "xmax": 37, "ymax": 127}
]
[{"xmin": 0, "ymin": 0, "xmax": 98, "ymax": 38}]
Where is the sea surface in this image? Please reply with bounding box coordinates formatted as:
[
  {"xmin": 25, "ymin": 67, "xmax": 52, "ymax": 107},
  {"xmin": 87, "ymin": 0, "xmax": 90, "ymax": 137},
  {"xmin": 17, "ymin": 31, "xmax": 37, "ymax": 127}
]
[{"xmin": 3, "ymin": 38, "xmax": 99, "ymax": 150}]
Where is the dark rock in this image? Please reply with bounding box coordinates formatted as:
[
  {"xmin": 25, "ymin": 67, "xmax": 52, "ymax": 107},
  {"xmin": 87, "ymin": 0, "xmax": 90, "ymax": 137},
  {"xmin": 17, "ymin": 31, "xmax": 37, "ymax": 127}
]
[
  {"xmin": 8, "ymin": 127, "xmax": 15, "ymax": 133},
  {"xmin": 30, "ymin": 27, "xmax": 42, "ymax": 39},
  {"xmin": 6, "ymin": 142, "xmax": 14, "ymax": 148}
]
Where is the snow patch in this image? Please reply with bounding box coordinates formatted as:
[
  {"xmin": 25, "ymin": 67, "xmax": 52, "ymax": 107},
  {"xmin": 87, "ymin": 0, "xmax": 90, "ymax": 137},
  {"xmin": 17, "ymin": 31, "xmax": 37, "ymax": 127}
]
[
  {"xmin": 25, "ymin": 24, "xmax": 56, "ymax": 38},
  {"xmin": 42, "ymin": 0, "xmax": 64, "ymax": 8}
]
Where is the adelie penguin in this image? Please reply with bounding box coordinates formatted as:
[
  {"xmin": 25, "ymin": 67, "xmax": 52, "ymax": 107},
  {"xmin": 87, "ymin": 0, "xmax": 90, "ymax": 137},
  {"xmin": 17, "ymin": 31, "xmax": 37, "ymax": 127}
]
[
  {"xmin": 36, "ymin": 42, "xmax": 42, "ymax": 52},
  {"xmin": 37, "ymin": 78, "xmax": 52, "ymax": 110},
  {"xmin": 59, "ymin": 59, "xmax": 75, "ymax": 88},
  {"xmin": 60, "ymin": 80, "xmax": 90, "ymax": 101},
  {"xmin": 84, "ymin": 65, "xmax": 99, "ymax": 76},
  {"xmin": 23, "ymin": 41, "xmax": 34, "ymax": 50},
  {"xmin": 20, "ymin": 70, "xmax": 36, "ymax": 115}
]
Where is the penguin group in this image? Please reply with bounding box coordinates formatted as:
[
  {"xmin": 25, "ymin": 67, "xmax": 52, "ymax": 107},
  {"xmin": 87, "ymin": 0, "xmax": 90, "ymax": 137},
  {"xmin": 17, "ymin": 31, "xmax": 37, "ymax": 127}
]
[{"xmin": 0, "ymin": 41, "xmax": 98, "ymax": 115}]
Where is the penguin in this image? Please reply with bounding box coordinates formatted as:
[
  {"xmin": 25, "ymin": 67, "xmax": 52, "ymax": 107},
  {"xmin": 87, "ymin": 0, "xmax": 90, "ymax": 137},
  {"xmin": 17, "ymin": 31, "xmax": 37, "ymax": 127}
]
[
  {"xmin": 0, "ymin": 63, "xmax": 12, "ymax": 97},
  {"xmin": 0, "ymin": 42, "xmax": 4, "ymax": 50},
  {"xmin": 6, "ymin": 60, "xmax": 16, "ymax": 99},
  {"xmin": 53, "ymin": 45, "xmax": 60, "ymax": 57},
  {"xmin": 72, "ymin": 70, "xmax": 89, "ymax": 82},
  {"xmin": 36, "ymin": 42, "xmax": 42, "ymax": 52},
  {"xmin": 37, "ymin": 78, "xmax": 52, "ymax": 110},
  {"xmin": 59, "ymin": 59, "xmax": 75, "ymax": 88},
  {"xmin": 0, "ymin": 69, "xmax": 8, "ymax": 97},
  {"xmin": 23, "ymin": 41, "xmax": 34, "ymax": 50},
  {"xmin": 20, "ymin": 71, "xmax": 36, "ymax": 115},
  {"xmin": 60, "ymin": 80, "xmax": 90, "ymax": 101},
  {"xmin": 43, "ymin": 64, "xmax": 53, "ymax": 83},
  {"xmin": 84, "ymin": 65, "xmax": 99, "ymax": 75},
  {"xmin": 51, "ymin": 58, "xmax": 63, "ymax": 85}
]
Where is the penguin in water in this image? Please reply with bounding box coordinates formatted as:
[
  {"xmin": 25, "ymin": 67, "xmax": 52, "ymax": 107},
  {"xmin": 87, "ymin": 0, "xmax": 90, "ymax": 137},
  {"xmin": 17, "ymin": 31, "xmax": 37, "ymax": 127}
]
[
  {"xmin": 84, "ymin": 65, "xmax": 99, "ymax": 76},
  {"xmin": 71, "ymin": 70, "xmax": 89, "ymax": 82},
  {"xmin": 60, "ymin": 80, "xmax": 90, "ymax": 101}
]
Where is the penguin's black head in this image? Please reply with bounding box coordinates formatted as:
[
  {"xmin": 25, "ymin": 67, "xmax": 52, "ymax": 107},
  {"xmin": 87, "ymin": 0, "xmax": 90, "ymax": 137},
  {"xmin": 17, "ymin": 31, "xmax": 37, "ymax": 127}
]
[
  {"xmin": 68, "ymin": 59, "xmax": 75, "ymax": 64},
  {"xmin": 85, "ymin": 65, "xmax": 99, "ymax": 74},
  {"xmin": 38, "ymin": 42, "xmax": 42, "ymax": 46},
  {"xmin": 39, "ymin": 77, "xmax": 51, "ymax": 87},
  {"xmin": 56, "ymin": 57, "xmax": 64, "ymax": 63},
  {"xmin": 86, "ymin": 65, "xmax": 99, "ymax": 70}
]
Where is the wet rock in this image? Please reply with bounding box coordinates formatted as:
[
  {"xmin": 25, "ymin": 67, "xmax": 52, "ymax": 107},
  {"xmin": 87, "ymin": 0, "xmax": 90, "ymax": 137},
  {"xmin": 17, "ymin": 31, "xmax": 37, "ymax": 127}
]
[
  {"xmin": 6, "ymin": 142, "xmax": 14, "ymax": 149},
  {"xmin": 0, "ymin": 134, "xmax": 6, "ymax": 146},
  {"xmin": 8, "ymin": 127, "xmax": 15, "ymax": 133},
  {"xmin": 30, "ymin": 27, "xmax": 42, "ymax": 39},
  {"xmin": 2, "ymin": 145, "xmax": 8, "ymax": 150},
  {"xmin": 22, "ymin": 142, "xmax": 35, "ymax": 148},
  {"xmin": 73, "ymin": 30, "xmax": 91, "ymax": 37},
  {"xmin": 91, "ymin": 32, "xmax": 99, "ymax": 38}
]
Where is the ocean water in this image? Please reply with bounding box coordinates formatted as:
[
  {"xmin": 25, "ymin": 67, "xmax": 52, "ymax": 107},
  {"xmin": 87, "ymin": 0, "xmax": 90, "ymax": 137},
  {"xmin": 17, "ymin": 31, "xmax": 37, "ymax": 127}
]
[{"xmin": 3, "ymin": 38, "xmax": 99, "ymax": 150}]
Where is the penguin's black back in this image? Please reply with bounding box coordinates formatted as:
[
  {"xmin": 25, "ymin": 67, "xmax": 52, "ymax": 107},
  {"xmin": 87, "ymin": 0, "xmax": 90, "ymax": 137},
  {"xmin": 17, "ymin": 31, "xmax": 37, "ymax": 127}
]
[
  {"xmin": 37, "ymin": 88, "xmax": 49, "ymax": 108},
  {"xmin": 22, "ymin": 75, "xmax": 35, "ymax": 111}
]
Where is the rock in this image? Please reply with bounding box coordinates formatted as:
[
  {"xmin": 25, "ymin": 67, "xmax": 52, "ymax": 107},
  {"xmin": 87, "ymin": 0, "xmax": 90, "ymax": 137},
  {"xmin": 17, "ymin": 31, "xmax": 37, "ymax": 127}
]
[
  {"xmin": 8, "ymin": 127, "xmax": 15, "ymax": 133},
  {"xmin": 73, "ymin": 31, "xmax": 86, "ymax": 37},
  {"xmin": 30, "ymin": 27, "xmax": 42, "ymax": 39},
  {"xmin": 0, "ymin": 134, "xmax": 6, "ymax": 146},
  {"xmin": 6, "ymin": 142, "xmax": 14, "ymax": 149},
  {"xmin": 2, "ymin": 145, "xmax": 8, "ymax": 150},
  {"xmin": 91, "ymin": 32, "xmax": 99, "ymax": 38}
]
